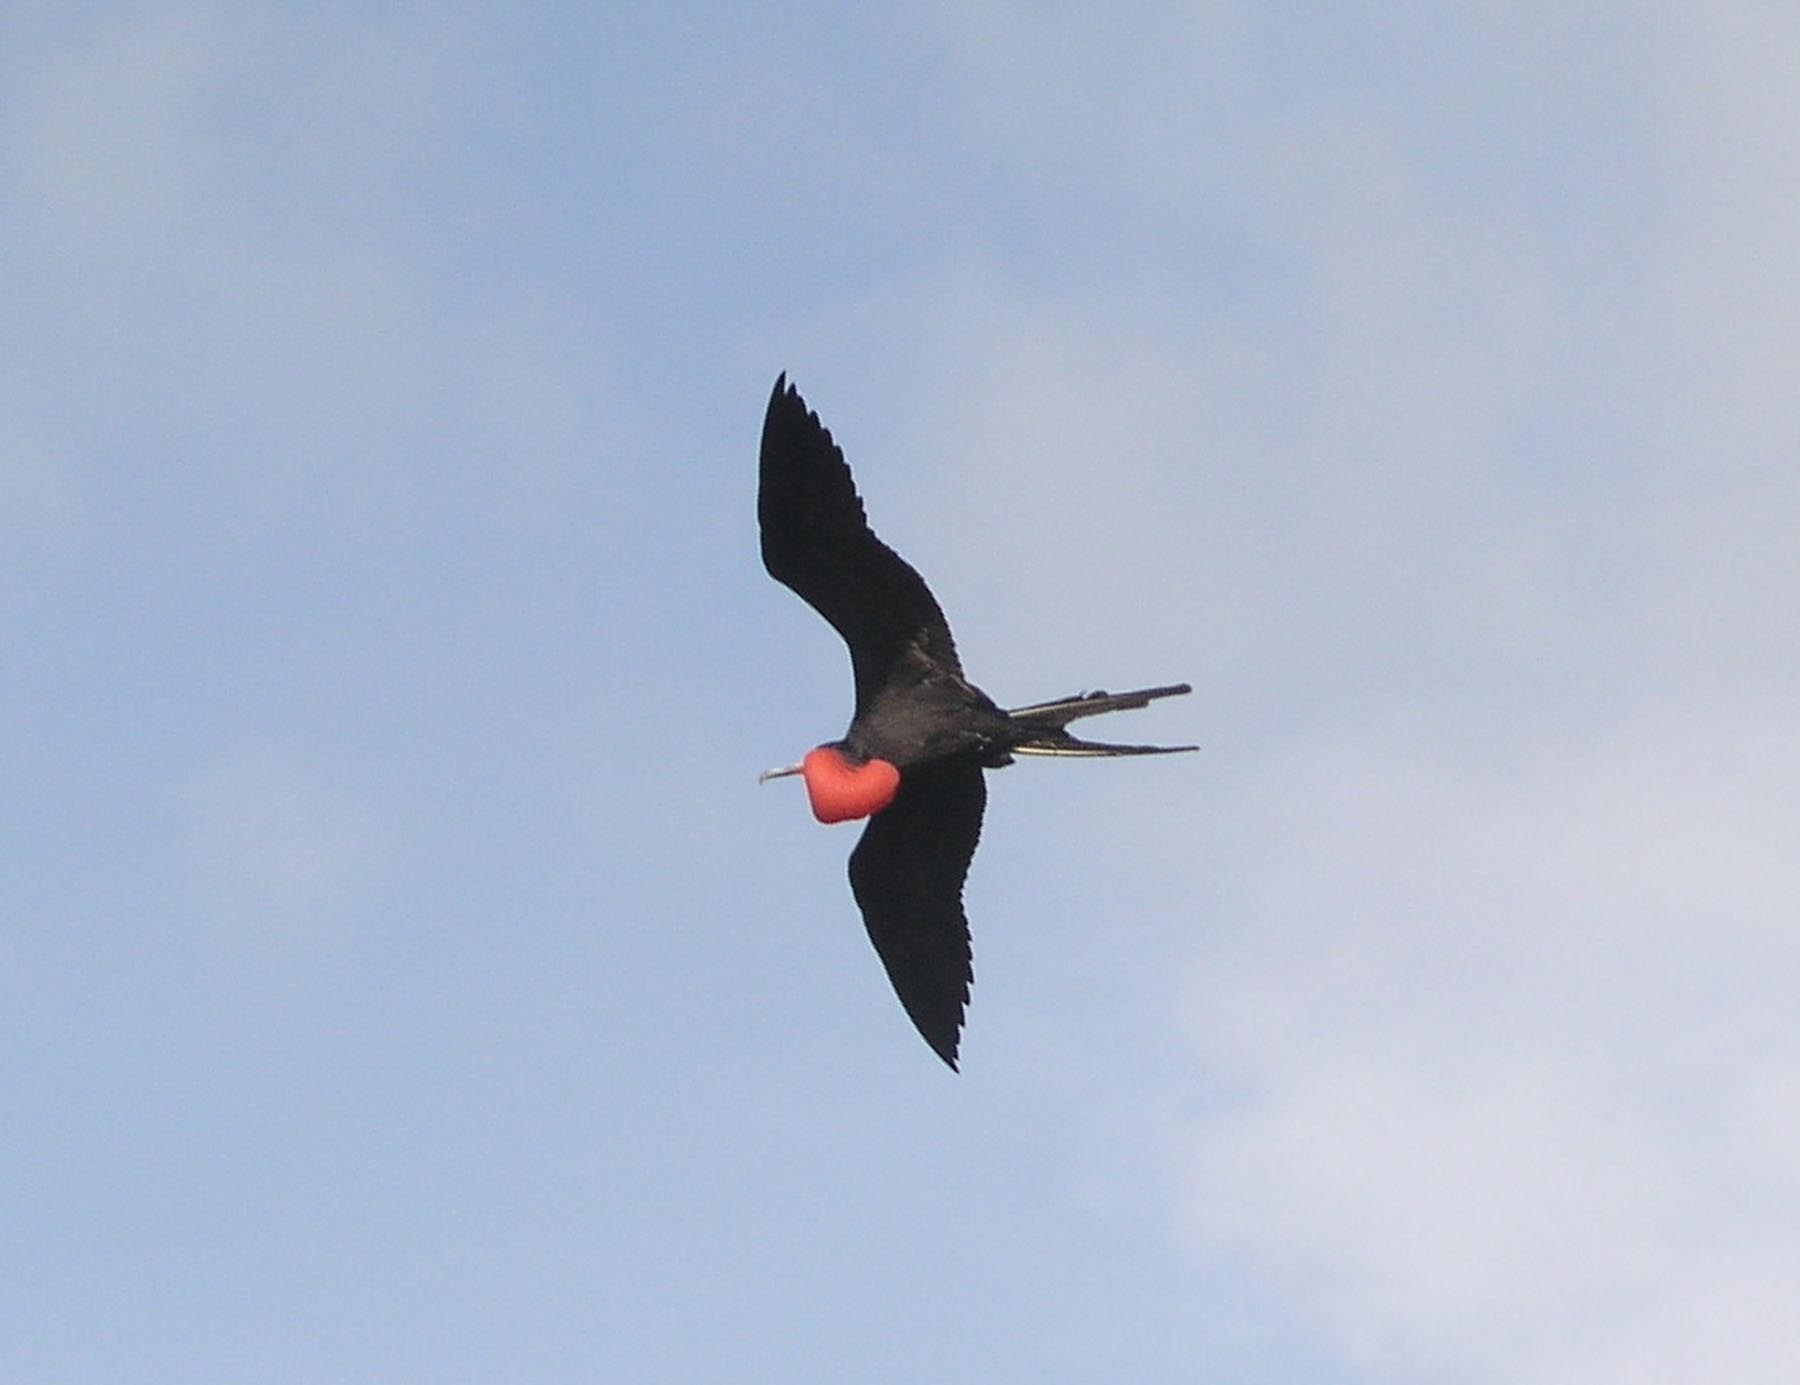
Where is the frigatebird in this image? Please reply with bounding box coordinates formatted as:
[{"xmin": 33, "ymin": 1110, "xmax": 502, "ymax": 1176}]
[{"xmin": 759, "ymin": 374, "xmax": 1193, "ymax": 1069}]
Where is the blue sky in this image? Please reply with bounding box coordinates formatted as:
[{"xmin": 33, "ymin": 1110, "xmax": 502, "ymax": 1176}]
[{"xmin": 6, "ymin": 4, "xmax": 1799, "ymax": 1381}]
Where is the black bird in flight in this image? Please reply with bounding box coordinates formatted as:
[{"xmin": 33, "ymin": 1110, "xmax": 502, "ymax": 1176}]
[{"xmin": 758, "ymin": 375, "xmax": 1193, "ymax": 1069}]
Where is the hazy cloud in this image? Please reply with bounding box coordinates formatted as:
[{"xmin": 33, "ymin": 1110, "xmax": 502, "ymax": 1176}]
[
  {"xmin": 1151, "ymin": 11, "xmax": 1800, "ymax": 1381},
  {"xmin": 1189, "ymin": 699, "xmax": 1800, "ymax": 1378}
]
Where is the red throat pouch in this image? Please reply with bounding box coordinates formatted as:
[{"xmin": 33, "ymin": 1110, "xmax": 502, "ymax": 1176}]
[{"xmin": 802, "ymin": 747, "xmax": 900, "ymax": 823}]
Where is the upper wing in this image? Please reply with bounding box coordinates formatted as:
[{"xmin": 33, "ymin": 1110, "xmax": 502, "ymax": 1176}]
[
  {"xmin": 847, "ymin": 758, "xmax": 986, "ymax": 1069},
  {"xmin": 759, "ymin": 375, "xmax": 961, "ymax": 710}
]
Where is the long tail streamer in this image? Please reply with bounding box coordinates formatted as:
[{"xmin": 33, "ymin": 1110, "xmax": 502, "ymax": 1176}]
[{"xmin": 1005, "ymin": 683, "xmax": 1196, "ymax": 757}]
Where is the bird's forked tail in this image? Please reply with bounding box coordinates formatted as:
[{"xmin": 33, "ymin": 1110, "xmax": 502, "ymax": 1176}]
[{"xmin": 1004, "ymin": 682, "xmax": 1196, "ymax": 757}]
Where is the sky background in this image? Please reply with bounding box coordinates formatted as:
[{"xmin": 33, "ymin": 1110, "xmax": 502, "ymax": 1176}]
[{"xmin": 5, "ymin": 4, "xmax": 1799, "ymax": 1381}]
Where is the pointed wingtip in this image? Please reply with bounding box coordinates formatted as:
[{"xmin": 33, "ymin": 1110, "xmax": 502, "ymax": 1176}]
[
  {"xmin": 921, "ymin": 1005, "xmax": 966, "ymax": 1070},
  {"xmin": 904, "ymin": 1009, "xmax": 963, "ymax": 1070},
  {"xmin": 902, "ymin": 999, "xmax": 964, "ymax": 1071}
]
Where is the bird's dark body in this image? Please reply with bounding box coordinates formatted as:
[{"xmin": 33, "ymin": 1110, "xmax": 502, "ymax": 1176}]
[
  {"xmin": 759, "ymin": 374, "xmax": 1192, "ymax": 1068},
  {"xmin": 845, "ymin": 649, "xmax": 1016, "ymax": 770}
]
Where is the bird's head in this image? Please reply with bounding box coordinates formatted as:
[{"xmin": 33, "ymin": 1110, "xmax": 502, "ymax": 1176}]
[{"xmin": 759, "ymin": 742, "xmax": 900, "ymax": 823}]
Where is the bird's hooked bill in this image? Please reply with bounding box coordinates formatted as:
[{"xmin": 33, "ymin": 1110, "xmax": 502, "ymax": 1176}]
[{"xmin": 758, "ymin": 762, "xmax": 804, "ymax": 783}]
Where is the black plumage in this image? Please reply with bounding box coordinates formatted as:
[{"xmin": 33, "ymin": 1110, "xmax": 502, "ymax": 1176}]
[{"xmin": 758, "ymin": 374, "xmax": 1193, "ymax": 1068}]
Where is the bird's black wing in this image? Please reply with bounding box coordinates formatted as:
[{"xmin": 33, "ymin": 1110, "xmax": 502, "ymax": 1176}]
[
  {"xmin": 847, "ymin": 758, "xmax": 986, "ymax": 1069},
  {"xmin": 759, "ymin": 375, "xmax": 962, "ymax": 711}
]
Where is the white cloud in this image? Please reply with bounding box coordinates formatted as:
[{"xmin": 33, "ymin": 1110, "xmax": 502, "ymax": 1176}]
[
  {"xmin": 1147, "ymin": 11, "xmax": 1800, "ymax": 1379},
  {"xmin": 1178, "ymin": 695, "xmax": 1800, "ymax": 1382}
]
